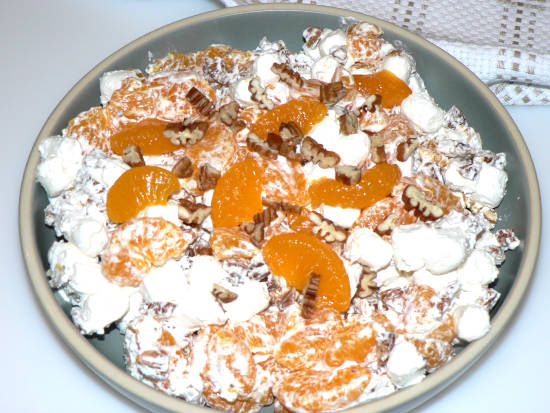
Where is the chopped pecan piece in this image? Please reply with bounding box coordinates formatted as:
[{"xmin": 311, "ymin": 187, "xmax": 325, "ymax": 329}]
[
  {"xmin": 303, "ymin": 26, "xmax": 323, "ymax": 48},
  {"xmin": 375, "ymin": 213, "xmax": 399, "ymax": 236},
  {"xmin": 396, "ymin": 138, "xmax": 419, "ymax": 162},
  {"xmin": 308, "ymin": 211, "xmax": 348, "ymax": 243},
  {"xmin": 371, "ymin": 143, "xmax": 387, "ymax": 164},
  {"xmin": 360, "ymin": 94, "xmax": 382, "ymax": 113},
  {"xmin": 262, "ymin": 198, "xmax": 303, "ymax": 214},
  {"xmin": 271, "ymin": 62, "xmax": 304, "ymax": 89},
  {"xmin": 164, "ymin": 121, "xmax": 209, "ymax": 146},
  {"xmin": 197, "ymin": 164, "xmax": 221, "ymax": 191},
  {"xmin": 279, "ymin": 121, "xmax": 303, "ymax": 146},
  {"xmin": 301, "ymin": 136, "xmax": 340, "ymax": 168},
  {"xmin": 402, "ymin": 185, "xmax": 444, "ymax": 221},
  {"xmin": 211, "ymin": 283, "xmax": 238, "ymax": 304},
  {"xmin": 279, "ymin": 288, "xmax": 297, "ymax": 310},
  {"xmin": 247, "ymin": 132, "xmax": 278, "ymax": 159},
  {"xmin": 248, "ymin": 77, "xmax": 274, "ymax": 110},
  {"xmin": 218, "ymin": 101, "xmax": 241, "ymax": 126},
  {"xmin": 178, "ymin": 198, "xmax": 211, "ymax": 226},
  {"xmin": 239, "ymin": 221, "xmax": 265, "ymax": 247},
  {"xmin": 319, "ymin": 81, "xmax": 348, "ymax": 105},
  {"xmin": 355, "ymin": 271, "xmax": 378, "ymax": 298},
  {"xmin": 122, "ymin": 144, "xmax": 145, "ymax": 167},
  {"xmin": 186, "ymin": 87, "xmax": 214, "ymax": 116},
  {"xmin": 301, "ymin": 272, "xmax": 321, "ymax": 319},
  {"xmin": 253, "ymin": 206, "xmax": 278, "ymax": 226},
  {"xmin": 339, "ymin": 111, "xmax": 358, "ymax": 135},
  {"xmin": 335, "ymin": 164, "xmax": 361, "ymax": 186},
  {"xmin": 266, "ymin": 132, "xmax": 283, "ymax": 151},
  {"xmin": 171, "ymin": 155, "xmax": 193, "ymax": 178},
  {"xmin": 483, "ymin": 208, "xmax": 498, "ymax": 225}
]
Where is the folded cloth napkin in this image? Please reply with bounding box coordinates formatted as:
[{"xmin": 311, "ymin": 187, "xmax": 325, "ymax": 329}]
[{"xmin": 219, "ymin": 0, "xmax": 550, "ymax": 105}]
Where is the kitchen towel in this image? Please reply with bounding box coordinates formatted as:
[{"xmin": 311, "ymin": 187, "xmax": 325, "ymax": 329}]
[{"xmin": 219, "ymin": 0, "xmax": 550, "ymax": 105}]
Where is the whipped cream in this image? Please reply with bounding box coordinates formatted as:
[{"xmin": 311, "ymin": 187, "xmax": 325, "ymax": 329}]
[{"xmin": 99, "ymin": 69, "xmax": 142, "ymax": 106}]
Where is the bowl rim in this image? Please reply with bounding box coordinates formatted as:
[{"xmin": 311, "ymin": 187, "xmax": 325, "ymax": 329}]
[{"xmin": 19, "ymin": 3, "xmax": 541, "ymax": 413}]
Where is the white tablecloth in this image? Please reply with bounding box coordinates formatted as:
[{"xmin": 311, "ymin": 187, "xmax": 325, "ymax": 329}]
[{"xmin": 2, "ymin": 1, "xmax": 547, "ymax": 412}]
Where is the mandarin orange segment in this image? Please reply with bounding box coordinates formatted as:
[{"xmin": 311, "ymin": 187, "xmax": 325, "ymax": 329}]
[
  {"xmin": 287, "ymin": 211, "xmax": 315, "ymax": 235},
  {"xmin": 275, "ymin": 365, "xmax": 371, "ymax": 413},
  {"xmin": 65, "ymin": 106, "xmax": 116, "ymax": 153},
  {"xmin": 262, "ymin": 233, "xmax": 351, "ymax": 312},
  {"xmin": 106, "ymin": 75, "xmax": 216, "ymax": 123},
  {"xmin": 407, "ymin": 174, "xmax": 464, "ymax": 214},
  {"xmin": 184, "ymin": 122, "xmax": 237, "ymax": 172},
  {"xmin": 147, "ymin": 46, "xmax": 252, "ymax": 75},
  {"xmin": 106, "ymin": 165, "xmax": 180, "ymax": 223},
  {"xmin": 101, "ymin": 217, "xmax": 189, "ymax": 286},
  {"xmin": 249, "ymin": 99, "xmax": 327, "ymax": 139},
  {"xmin": 110, "ymin": 118, "xmax": 182, "ymax": 155},
  {"xmin": 211, "ymin": 159, "xmax": 264, "ymax": 228},
  {"xmin": 309, "ymin": 162, "xmax": 401, "ymax": 209},
  {"xmin": 256, "ymin": 157, "xmax": 309, "ymax": 206},
  {"xmin": 210, "ymin": 227, "xmax": 259, "ymax": 261},
  {"xmin": 353, "ymin": 70, "xmax": 412, "ymax": 108},
  {"xmin": 354, "ymin": 196, "xmax": 417, "ymax": 231},
  {"xmin": 346, "ymin": 23, "xmax": 384, "ymax": 62},
  {"xmin": 275, "ymin": 330, "xmax": 328, "ymax": 371},
  {"xmin": 324, "ymin": 322, "xmax": 377, "ymax": 368}
]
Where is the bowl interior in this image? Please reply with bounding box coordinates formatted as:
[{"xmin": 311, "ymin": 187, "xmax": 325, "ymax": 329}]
[{"xmin": 22, "ymin": 5, "xmax": 538, "ymax": 413}]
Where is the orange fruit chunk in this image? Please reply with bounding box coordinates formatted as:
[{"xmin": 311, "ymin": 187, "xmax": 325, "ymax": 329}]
[
  {"xmin": 106, "ymin": 165, "xmax": 180, "ymax": 223},
  {"xmin": 106, "ymin": 75, "xmax": 215, "ymax": 123},
  {"xmin": 209, "ymin": 227, "xmax": 259, "ymax": 261},
  {"xmin": 110, "ymin": 118, "xmax": 182, "ymax": 155},
  {"xmin": 324, "ymin": 322, "xmax": 377, "ymax": 368},
  {"xmin": 309, "ymin": 162, "xmax": 401, "ymax": 209},
  {"xmin": 101, "ymin": 217, "xmax": 189, "ymax": 286},
  {"xmin": 354, "ymin": 195, "xmax": 417, "ymax": 231},
  {"xmin": 248, "ymin": 99, "xmax": 327, "ymax": 139},
  {"xmin": 256, "ymin": 156, "xmax": 309, "ymax": 206},
  {"xmin": 148, "ymin": 46, "xmax": 252, "ymax": 75},
  {"xmin": 65, "ymin": 106, "xmax": 116, "ymax": 153},
  {"xmin": 262, "ymin": 233, "xmax": 350, "ymax": 312},
  {"xmin": 353, "ymin": 70, "xmax": 412, "ymax": 108},
  {"xmin": 275, "ymin": 364, "xmax": 370, "ymax": 413},
  {"xmin": 211, "ymin": 159, "xmax": 264, "ymax": 228}
]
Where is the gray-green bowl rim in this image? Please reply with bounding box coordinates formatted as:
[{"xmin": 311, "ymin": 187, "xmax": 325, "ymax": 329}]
[{"xmin": 18, "ymin": 3, "xmax": 541, "ymax": 413}]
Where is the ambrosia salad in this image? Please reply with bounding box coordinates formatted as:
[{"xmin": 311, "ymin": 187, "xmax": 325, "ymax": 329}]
[{"xmin": 36, "ymin": 22, "xmax": 519, "ymax": 412}]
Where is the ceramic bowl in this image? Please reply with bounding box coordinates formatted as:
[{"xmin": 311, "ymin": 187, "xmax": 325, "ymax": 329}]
[{"xmin": 19, "ymin": 4, "xmax": 541, "ymax": 413}]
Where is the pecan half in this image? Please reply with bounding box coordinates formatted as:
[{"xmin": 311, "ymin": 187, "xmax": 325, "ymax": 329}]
[
  {"xmin": 164, "ymin": 121, "xmax": 209, "ymax": 146},
  {"xmin": 355, "ymin": 271, "xmax": 378, "ymax": 298},
  {"xmin": 211, "ymin": 283, "xmax": 238, "ymax": 304},
  {"xmin": 308, "ymin": 211, "xmax": 348, "ymax": 243},
  {"xmin": 301, "ymin": 136, "xmax": 340, "ymax": 168},
  {"xmin": 339, "ymin": 111, "xmax": 358, "ymax": 135},
  {"xmin": 178, "ymin": 198, "xmax": 211, "ymax": 226},
  {"xmin": 171, "ymin": 155, "xmax": 193, "ymax": 178},
  {"xmin": 301, "ymin": 272, "xmax": 321, "ymax": 319},
  {"xmin": 370, "ymin": 137, "xmax": 387, "ymax": 164},
  {"xmin": 248, "ymin": 77, "xmax": 274, "ymax": 110},
  {"xmin": 335, "ymin": 164, "xmax": 361, "ymax": 186},
  {"xmin": 186, "ymin": 87, "xmax": 214, "ymax": 116},
  {"xmin": 197, "ymin": 164, "xmax": 221, "ymax": 191},
  {"xmin": 319, "ymin": 81, "xmax": 348, "ymax": 105},
  {"xmin": 396, "ymin": 138, "xmax": 418, "ymax": 162},
  {"xmin": 247, "ymin": 132, "xmax": 278, "ymax": 159},
  {"xmin": 271, "ymin": 62, "xmax": 304, "ymax": 89},
  {"xmin": 266, "ymin": 132, "xmax": 283, "ymax": 151},
  {"xmin": 218, "ymin": 101, "xmax": 241, "ymax": 126},
  {"xmin": 254, "ymin": 206, "xmax": 278, "ymax": 226},
  {"xmin": 122, "ymin": 144, "xmax": 145, "ymax": 167},
  {"xmin": 402, "ymin": 185, "xmax": 444, "ymax": 221}
]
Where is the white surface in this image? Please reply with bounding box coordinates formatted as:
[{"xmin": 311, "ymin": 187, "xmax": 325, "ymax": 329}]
[{"xmin": 2, "ymin": 1, "xmax": 547, "ymax": 412}]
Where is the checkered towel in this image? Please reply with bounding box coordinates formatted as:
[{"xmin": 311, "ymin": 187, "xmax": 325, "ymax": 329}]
[{"xmin": 219, "ymin": 0, "xmax": 550, "ymax": 105}]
